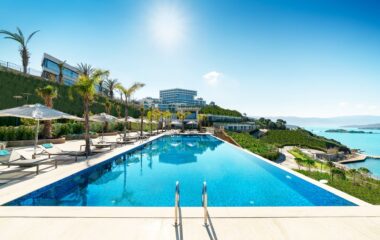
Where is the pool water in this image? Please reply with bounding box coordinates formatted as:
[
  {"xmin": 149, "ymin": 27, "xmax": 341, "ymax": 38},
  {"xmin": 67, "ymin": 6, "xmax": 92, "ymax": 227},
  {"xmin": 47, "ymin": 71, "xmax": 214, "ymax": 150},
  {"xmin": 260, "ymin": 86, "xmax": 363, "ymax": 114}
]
[{"xmin": 5, "ymin": 135, "xmax": 356, "ymax": 206}]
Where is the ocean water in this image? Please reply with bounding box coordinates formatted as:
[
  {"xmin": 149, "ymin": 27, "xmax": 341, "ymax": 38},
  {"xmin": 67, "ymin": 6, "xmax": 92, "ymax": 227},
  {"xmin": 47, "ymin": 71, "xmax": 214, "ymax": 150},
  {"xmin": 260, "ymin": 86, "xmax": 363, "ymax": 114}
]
[
  {"xmin": 307, "ymin": 127, "xmax": 380, "ymax": 178},
  {"xmin": 5, "ymin": 135, "xmax": 355, "ymax": 207}
]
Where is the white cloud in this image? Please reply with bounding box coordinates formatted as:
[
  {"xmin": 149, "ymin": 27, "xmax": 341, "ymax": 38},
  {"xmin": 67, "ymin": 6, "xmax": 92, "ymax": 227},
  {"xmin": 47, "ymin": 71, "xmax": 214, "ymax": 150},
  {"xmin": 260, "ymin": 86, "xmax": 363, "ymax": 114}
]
[
  {"xmin": 203, "ymin": 71, "xmax": 223, "ymax": 86},
  {"xmin": 338, "ymin": 101, "xmax": 348, "ymax": 108}
]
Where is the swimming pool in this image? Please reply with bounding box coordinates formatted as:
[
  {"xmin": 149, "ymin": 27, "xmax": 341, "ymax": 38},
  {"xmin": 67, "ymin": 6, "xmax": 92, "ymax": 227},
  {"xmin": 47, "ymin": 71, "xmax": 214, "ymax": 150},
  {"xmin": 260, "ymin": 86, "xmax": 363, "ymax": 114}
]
[{"xmin": 5, "ymin": 135, "xmax": 356, "ymax": 206}]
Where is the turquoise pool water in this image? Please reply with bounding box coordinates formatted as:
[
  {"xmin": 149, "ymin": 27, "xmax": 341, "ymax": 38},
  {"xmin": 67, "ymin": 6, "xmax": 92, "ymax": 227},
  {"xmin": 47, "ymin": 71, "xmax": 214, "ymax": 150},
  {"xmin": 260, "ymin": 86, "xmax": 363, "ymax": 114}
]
[
  {"xmin": 5, "ymin": 135, "xmax": 355, "ymax": 206},
  {"xmin": 307, "ymin": 127, "xmax": 380, "ymax": 178}
]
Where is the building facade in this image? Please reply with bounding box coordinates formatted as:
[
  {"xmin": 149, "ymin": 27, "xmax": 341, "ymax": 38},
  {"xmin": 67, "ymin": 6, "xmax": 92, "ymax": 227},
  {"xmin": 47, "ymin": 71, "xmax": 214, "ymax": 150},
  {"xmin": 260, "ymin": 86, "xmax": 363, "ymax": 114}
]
[
  {"xmin": 41, "ymin": 53, "xmax": 79, "ymax": 86},
  {"xmin": 159, "ymin": 88, "xmax": 206, "ymax": 107}
]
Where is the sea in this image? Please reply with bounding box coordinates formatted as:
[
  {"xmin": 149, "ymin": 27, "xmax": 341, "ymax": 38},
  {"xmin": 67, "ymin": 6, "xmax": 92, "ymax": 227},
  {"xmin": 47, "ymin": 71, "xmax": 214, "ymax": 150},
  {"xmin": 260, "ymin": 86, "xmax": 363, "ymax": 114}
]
[{"xmin": 306, "ymin": 127, "xmax": 380, "ymax": 178}]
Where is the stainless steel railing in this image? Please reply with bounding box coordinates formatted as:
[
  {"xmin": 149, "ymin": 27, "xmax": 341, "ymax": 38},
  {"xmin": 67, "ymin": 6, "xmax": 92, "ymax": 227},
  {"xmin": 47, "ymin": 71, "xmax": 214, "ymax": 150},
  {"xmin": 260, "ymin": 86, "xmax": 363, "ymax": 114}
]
[
  {"xmin": 174, "ymin": 181, "xmax": 180, "ymax": 225},
  {"xmin": 202, "ymin": 181, "xmax": 208, "ymax": 225}
]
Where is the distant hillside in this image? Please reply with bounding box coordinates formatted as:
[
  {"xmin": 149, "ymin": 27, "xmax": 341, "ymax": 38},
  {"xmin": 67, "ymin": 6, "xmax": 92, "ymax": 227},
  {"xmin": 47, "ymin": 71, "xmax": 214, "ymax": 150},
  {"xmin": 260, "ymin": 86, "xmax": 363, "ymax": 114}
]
[
  {"xmin": 343, "ymin": 123, "xmax": 380, "ymax": 129},
  {"xmin": 264, "ymin": 116, "xmax": 380, "ymax": 127},
  {"xmin": 200, "ymin": 105, "xmax": 242, "ymax": 117}
]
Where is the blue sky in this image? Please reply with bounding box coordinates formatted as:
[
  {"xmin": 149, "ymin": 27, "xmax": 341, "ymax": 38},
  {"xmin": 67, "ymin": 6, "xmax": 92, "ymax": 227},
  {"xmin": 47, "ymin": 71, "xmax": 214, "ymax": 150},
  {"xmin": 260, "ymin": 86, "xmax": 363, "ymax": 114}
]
[{"xmin": 1, "ymin": 0, "xmax": 379, "ymax": 117}]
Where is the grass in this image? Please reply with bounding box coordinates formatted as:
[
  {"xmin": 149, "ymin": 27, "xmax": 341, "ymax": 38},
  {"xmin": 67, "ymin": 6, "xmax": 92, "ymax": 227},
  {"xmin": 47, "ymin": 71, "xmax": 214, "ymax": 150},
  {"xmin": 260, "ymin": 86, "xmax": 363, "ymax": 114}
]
[
  {"xmin": 261, "ymin": 129, "xmax": 350, "ymax": 152},
  {"xmin": 296, "ymin": 170, "xmax": 380, "ymax": 205},
  {"xmin": 288, "ymin": 147, "xmax": 326, "ymax": 171},
  {"xmin": 227, "ymin": 131, "xmax": 279, "ymax": 160}
]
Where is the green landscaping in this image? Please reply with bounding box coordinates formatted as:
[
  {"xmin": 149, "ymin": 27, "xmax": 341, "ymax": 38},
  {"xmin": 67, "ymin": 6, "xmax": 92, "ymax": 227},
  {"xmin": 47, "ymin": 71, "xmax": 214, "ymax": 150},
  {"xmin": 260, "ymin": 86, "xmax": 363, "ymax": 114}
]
[
  {"xmin": 227, "ymin": 131, "xmax": 279, "ymax": 160},
  {"xmin": 296, "ymin": 170, "xmax": 380, "ymax": 205},
  {"xmin": 0, "ymin": 70, "xmax": 140, "ymax": 126},
  {"xmin": 200, "ymin": 105, "xmax": 242, "ymax": 117},
  {"xmin": 261, "ymin": 129, "xmax": 350, "ymax": 152}
]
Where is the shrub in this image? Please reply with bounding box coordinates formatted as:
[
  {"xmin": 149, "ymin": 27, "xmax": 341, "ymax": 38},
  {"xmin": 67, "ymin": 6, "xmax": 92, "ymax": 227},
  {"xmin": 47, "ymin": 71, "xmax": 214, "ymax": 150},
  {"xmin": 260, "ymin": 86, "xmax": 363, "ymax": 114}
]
[{"xmin": 227, "ymin": 131, "xmax": 279, "ymax": 160}]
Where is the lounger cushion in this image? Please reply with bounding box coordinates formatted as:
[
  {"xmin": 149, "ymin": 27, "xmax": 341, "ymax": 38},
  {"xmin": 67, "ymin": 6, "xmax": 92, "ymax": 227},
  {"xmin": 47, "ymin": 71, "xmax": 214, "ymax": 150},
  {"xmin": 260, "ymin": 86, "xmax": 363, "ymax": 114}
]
[
  {"xmin": 42, "ymin": 143, "xmax": 53, "ymax": 149},
  {"xmin": 0, "ymin": 150, "xmax": 10, "ymax": 156}
]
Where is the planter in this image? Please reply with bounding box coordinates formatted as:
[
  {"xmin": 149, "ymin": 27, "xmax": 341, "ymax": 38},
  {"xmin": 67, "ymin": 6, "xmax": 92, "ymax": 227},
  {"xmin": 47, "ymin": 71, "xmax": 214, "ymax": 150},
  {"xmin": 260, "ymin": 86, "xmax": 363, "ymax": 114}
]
[{"xmin": 6, "ymin": 137, "xmax": 66, "ymax": 147}]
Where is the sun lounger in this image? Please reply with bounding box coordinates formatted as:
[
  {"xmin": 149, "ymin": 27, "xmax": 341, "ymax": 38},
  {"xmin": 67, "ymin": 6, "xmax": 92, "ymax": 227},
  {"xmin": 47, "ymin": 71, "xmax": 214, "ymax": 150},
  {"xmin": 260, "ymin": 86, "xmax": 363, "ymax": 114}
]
[
  {"xmin": 38, "ymin": 143, "xmax": 84, "ymax": 162},
  {"xmin": 0, "ymin": 149, "xmax": 52, "ymax": 175},
  {"xmin": 80, "ymin": 139, "xmax": 113, "ymax": 151}
]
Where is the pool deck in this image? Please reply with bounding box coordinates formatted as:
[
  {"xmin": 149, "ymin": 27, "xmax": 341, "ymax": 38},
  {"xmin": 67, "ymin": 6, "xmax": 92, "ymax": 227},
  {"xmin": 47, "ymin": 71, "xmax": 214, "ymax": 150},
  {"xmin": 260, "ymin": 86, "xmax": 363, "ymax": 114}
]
[
  {"xmin": 0, "ymin": 132, "xmax": 379, "ymax": 239},
  {"xmin": 0, "ymin": 206, "xmax": 379, "ymax": 240}
]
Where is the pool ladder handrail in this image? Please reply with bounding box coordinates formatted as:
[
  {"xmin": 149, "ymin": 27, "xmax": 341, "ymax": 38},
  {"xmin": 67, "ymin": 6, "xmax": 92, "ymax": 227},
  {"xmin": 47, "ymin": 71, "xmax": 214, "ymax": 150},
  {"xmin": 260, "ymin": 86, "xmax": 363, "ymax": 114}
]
[
  {"xmin": 174, "ymin": 181, "xmax": 180, "ymax": 225},
  {"xmin": 202, "ymin": 181, "xmax": 208, "ymax": 225}
]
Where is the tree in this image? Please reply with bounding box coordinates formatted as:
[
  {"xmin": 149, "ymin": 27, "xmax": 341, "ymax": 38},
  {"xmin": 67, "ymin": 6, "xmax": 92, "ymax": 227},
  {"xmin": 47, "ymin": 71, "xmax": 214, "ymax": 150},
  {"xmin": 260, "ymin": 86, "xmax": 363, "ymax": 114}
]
[
  {"xmin": 147, "ymin": 108, "xmax": 154, "ymax": 134},
  {"xmin": 36, "ymin": 85, "xmax": 58, "ymax": 138},
  {"xmin": 77, "ymin": 63, "xmax": 94, "ymax": 77},
  {"xmin": 0, "ymin": 27, "xmax": 39, "ymax": 74},
  {"xmin": 115, "ymin": 105, "xmax": 122, "ymax": 118},
  {"xmin": 197, "ymin": 114, "xmax": 206, "ymax": 130},
  {"xmin": 294, "ymin": 157, "xmax": 303, "ymax": 170},
  {"xmin": 105, "ymin": 79, "xmax": 120, "ymax": 99},
  {"xmin": 72, "ymin": 68, "xmax": 109, "ymax": 155},
  {"xmin": 275, "ymin": 119, "xmax": 287, "ymax": 130},
  {"xmin": 116, "ymin": 83, "xmax": 145, "ymax": 139},
  {"xmin": 358, "ymin": 167, "xmax": 371, "ymax": 181},
  {"xmin": 348, "ymin": 168, "xmax": 358, "ymax": 185},
  {"xmin": 57, "ymin": 60, "xmax": 66, "ymax": 85},
  {"xmin": 326, "ymin": 160, "xmax": 334, "ymax": 180},
  {"xmin": 163, "ymin": 111, "xmax": 172, "ymax": 130},
  {"xmin": 103, "ymin": 99, "xmax": 112, "ymax": 132},
  {"xmin": 331, "ymin": 168, "xmax": 346, "ymax": 181},
  {"xmin": 140, "ymin": 105, "xmax": 145, "ymax": 137},
  {"xmin": 176, "ymin": 111, "xmax": 191, "ymax": 132},
  {"xmin": 304, "ymin": 158, "xmax": 315, "ymax": 172}
]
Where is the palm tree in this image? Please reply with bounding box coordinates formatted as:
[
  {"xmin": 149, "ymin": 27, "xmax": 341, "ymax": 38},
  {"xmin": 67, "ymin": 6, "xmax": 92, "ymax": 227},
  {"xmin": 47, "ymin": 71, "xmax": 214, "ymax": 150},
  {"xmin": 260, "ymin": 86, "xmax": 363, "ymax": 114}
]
[
  {"xmin": 0, "ymin": 27, "xmax": 39, "ymax": 74},
  {"xmin": 115, "ymin": 105, "xmax": 122, "ymax": 118},
  {"xmin": 98, "ymin": 79, "xmax": 105, "ymax": 95},
  {"xmin": 36, "ymin": 85, "xmax": 58, "ymax": 138},
  {"xmin": 57, "ymin": 60, "xmax": 66, "ymax": 84},
  {"xmin": 305, "ymin": 159, "xmax": 315, "ymax": 172},
  {"xmin": 77, "ymin": 63, "xmax": 94, "ymax": 77},
  {"xmin": 147, "ymin": 108, "xmax": 154, "ymax": 134},
  {"xmin": 197, "ymin": 113, "xmax": 206, "ymax": 130},
  {"xmin": 176, "ymin": 111, "xmax": 191, "ymax": 132},
  {"xmin": 72, "ymin": 69, "xmax": 109, "ymax": 155},
  {"xmin": 140, "ymin": 105, "xmax": 145, "ymax": 137},
  {"xmin": 103, "ymin": 99, "xmax": 112, "ymax": 132},
  {"xmin": 163, "ymin": 111, "xmax": 172, "ymax": 130},
  {"xmin": 116, "ymin": 83, "xmax": 145, "ymax": 138},
  {"xmin": 105, "ymin": 79, "xmax": 121, "ymax": 99}
]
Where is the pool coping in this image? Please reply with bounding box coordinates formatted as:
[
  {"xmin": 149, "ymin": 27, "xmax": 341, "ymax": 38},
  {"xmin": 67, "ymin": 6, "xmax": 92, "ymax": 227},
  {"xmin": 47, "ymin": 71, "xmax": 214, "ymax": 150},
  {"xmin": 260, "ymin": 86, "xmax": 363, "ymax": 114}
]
[{"xmin": 0, "ymin": 132, "xmax": 370, "ymax": 208}]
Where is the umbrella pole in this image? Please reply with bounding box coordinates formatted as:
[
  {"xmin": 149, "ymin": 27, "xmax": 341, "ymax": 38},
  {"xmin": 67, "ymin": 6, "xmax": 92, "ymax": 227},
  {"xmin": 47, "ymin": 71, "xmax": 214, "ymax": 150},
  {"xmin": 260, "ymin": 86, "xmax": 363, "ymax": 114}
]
[{"xmin": 34, "ymin": 120, "xmax": 39, "ymax": 159}]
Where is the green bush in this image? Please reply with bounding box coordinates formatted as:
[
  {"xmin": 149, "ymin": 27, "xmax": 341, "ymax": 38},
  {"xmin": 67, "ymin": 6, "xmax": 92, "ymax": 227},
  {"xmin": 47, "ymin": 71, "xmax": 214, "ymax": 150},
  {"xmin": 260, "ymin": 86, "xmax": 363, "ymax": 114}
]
[
  {"xmin": 200, "ymin": 105, "xmax": 242, "ymax": 117},
  {"xmin": 261, "ymin": 129, "xmax": 350, "ymax": 152},
  {"xmin": 227, "ymin": 131, "xmax": 279, "ymax": 160},
  {"xmin": 0, "ymin": 126, "xmax": 35, "ymax": 141}
]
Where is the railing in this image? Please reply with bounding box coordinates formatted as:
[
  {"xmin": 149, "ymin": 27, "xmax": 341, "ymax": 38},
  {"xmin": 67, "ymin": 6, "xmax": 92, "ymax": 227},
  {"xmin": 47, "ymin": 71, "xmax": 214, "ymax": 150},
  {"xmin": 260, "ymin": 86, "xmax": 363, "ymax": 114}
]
[
  {"xmin": 0, "ymin": 60, "xmax": 43, "ymax": 78},
  {"xmin": 174, "ymin": 181, "xmax": 180, "ymax": 225},
  {"xmin": 202, "ymin": 181, "xmax": 208, "ymax": 225}
]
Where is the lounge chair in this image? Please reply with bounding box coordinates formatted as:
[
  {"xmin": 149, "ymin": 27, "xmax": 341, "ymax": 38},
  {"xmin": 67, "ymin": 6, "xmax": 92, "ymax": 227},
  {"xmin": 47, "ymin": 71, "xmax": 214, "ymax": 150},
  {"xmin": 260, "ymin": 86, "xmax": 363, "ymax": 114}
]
[
  {"xmin": 0, "ymin": 149, "xmax": 52, "ymax": 175},
  {"xmin": 38, "ymin": 143, "xmax": 84, "ymax": 162},
  {"xmin": 80, "ymin": 139, "xmax": 113, "ymax": 151}
]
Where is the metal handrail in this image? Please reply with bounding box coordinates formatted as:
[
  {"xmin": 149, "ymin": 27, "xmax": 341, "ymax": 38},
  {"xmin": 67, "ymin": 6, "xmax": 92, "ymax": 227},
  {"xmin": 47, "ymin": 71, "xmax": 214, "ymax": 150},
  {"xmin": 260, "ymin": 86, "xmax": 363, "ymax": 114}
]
[
  {"xmin": 174, "ymin": 181, "xmax": 180, "ymax": 225},
  {"xmin": 202, "ymin": 181, "xmax": 208, "ymax": 225}
]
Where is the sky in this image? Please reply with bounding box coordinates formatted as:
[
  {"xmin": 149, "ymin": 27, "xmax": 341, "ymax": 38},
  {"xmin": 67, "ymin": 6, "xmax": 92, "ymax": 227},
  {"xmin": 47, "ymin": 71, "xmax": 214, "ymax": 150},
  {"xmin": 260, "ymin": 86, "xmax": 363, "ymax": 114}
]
[{"xmin": 1, "ymin": 0, "xmax": 380, "ymax": 117}]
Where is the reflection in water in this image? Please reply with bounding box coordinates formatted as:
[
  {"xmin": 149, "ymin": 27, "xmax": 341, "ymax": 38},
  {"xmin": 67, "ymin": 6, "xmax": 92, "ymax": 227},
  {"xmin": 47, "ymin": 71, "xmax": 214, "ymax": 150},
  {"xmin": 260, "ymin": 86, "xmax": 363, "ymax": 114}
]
[{"xmin": 7, "ymin": 135, "xmax": 222, "ymax": 206}]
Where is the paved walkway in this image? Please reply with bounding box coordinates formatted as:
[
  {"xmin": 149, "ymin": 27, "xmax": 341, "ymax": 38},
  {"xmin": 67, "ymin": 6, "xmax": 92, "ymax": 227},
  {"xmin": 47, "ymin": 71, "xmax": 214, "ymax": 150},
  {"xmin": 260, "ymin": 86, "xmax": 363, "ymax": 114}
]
[{"xmin": 0, "ymin": 207, "xmax": 379, "ymax": 240}]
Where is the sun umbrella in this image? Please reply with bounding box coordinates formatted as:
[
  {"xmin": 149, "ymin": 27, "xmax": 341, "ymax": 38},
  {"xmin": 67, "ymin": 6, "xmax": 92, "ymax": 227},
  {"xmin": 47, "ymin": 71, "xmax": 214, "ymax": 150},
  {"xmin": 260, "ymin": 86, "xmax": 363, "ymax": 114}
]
[
  {"xmin": 0, "ymin": 104, "xmax": 83, "ymax": 156},
  {"xmin": 90, "ymin": 113, "xmax": 118, "ymax": 141},
  {"xmin": 90, "ymin": 113, "xmax": 118, "ymax": 123},
  {"xmin": 117, "ymin": 116, "xmax": 139, "ymax": 123},
  {"xmin": 186, "ymin": 121, "xmax": 197, "ymax": 125}
]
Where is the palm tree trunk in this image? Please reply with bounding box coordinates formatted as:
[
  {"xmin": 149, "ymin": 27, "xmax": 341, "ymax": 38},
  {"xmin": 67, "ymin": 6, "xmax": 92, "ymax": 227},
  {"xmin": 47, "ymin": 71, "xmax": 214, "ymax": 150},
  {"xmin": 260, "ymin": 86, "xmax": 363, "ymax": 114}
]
[
  {"xmin": 21, "ymin": 48, "xmax": 28, "ymax": 74},
  {"xmin": 84, "ymin": 100, "xmax": 91, "ymax": 156},
  {"xmin": 124, "ymin": 99, "xmax": 128, "ymax": 139},
  {"xmin": 140, "ymin": 110, "xmax": 144, "ymax": 137},
  {"xmin": 42, "ymin": 97, "xmax": 53, "ymax": 138}
]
